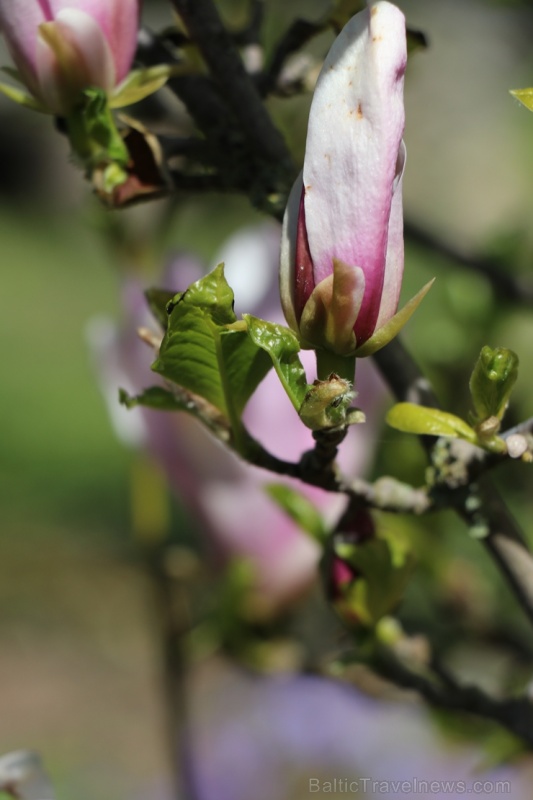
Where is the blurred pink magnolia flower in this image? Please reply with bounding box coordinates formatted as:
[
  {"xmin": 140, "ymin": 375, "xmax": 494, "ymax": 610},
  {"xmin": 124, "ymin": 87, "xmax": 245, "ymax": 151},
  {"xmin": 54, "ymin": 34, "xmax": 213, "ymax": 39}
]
[
  {"xmin": 280, "ymin": 2, "xmax": 430, "ymax": 358},
  {"xmin": 0, "ymin": 0, "xmax": 140, "ymax": 114},
  {"xmin": 88, "ymin": 222, "xmax": 386, "ymax": 612}
]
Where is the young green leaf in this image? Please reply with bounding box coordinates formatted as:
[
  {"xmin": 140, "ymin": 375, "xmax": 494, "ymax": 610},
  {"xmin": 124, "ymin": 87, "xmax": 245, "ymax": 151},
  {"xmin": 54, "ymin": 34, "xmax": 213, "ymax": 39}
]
[
  {"xmin": 266, "ymin": 483, "xmax": 327, "ymax": 543},
  {"xmin": 243, "ymin": 315, "xmax": 311, "ymax": 411},
  {"xmin": 510, "ymin": 88, "xmax": 533, "ymax": 113},
  {"xmin": 152, "ymin": 266, "xmax": 272, "ymax": 438},
  {"xmin": 386, "ymin": 403, "xmax": 478, "ymax": 442}
]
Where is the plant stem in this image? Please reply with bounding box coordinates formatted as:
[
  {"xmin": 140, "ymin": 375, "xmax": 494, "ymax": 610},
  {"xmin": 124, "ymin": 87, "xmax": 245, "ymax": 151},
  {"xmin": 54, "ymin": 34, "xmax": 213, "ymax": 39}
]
[
  {"xmin": 315, "ymin": 349, "xmax": 356, "ymax": 382},
  {"xmin": 374, "ymin": 338, "xmax": 533, "ymax": 631}
]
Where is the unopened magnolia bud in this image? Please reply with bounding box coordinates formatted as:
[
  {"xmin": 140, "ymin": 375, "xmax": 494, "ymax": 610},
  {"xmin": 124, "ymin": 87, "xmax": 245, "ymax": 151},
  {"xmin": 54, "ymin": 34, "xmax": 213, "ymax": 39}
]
[{"xmin": 279, "ymin": 2, "xmax": 432, "ymax": 358}]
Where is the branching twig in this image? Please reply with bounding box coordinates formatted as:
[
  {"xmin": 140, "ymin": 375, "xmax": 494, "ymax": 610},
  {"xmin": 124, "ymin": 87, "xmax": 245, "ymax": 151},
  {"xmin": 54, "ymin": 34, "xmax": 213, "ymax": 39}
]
[
  {"xmin": 245, "ymin": 428, "xmax": 431, "ymax": 514},
  {"xmin": 373, "ymin": 647, "xmax": 533, "ymax": 746},
  {"xmin": 374, "ymin": 338, "xmax": 533, "ymax": 630},
  {"xmin": 259, "ymin": 17, "xmax": 323, "ymax": 96},
  {"xmin": 169, "ymin": 0, "xmax": 293, "ymax": 174},
  {"xmin": 405, "ymin": 220, "xmax": 533, "ymax": 306}
]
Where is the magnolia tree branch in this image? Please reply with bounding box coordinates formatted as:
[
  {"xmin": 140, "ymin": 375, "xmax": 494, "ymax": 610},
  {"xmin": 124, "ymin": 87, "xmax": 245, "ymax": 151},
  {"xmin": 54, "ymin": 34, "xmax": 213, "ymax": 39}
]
[
  {"xmin": 374, "ymin": 338, "xmax": 533, "ymax": 629},
  {"xmin": 372, "ymin": 646, "xmax": 533, "ymax": 747},
  {"xmin": 169, "ymin": 0, "xmax": 293, "ymax": 174},
  {"xmin": 258, "ymin": 17, "xmax": 322, "ymax": 96},
  {"xmin": 243, "ymin": 426, "xmax": 431, "ymax": 514},
  {"xmin": 405, "ymin": 220, "xmax": 533, "ymax": 306}
]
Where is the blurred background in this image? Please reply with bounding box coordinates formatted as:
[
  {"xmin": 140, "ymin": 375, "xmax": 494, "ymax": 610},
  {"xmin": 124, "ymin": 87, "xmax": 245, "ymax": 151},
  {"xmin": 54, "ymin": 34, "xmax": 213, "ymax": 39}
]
[{"xmin": 1, "ymin": 0, "xmax": 533, "ymax": 798}]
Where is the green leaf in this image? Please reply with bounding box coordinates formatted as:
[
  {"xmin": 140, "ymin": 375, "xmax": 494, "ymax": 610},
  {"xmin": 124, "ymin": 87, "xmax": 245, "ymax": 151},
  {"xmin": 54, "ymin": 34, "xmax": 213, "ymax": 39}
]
[
  {"xmin": 469, "ymin": 346, "xmax": 519, "ymax": 423},
  {"xmin": 510, "ymin": 88, "xmax": 533, "ymax": 113},
  {"xmin": 152, "ymin": 266, "xmax": 272, "ymax": 440},
  {"xmin": 337, "ymin": 538, "xmax": 413, "ymax": 627},
  {"xmin": 110, "ymin": 65, "xmax": 175, "ymax": 108},
  {"xmin": 145, "ymin": 287, "xmax": 180, "ymax": 331},
  {"xmin": 386, "ymin": 403, "xmax": 478, "ymax": 442},
  {"xmin": 355, "ymin": 279, "xmax": 434, "ymax": 357},
  {"xmin": 243, "ymin": 314, "xmax": 310, "ymax": 411},
  {"xmin": 119, "ymin": 386, "xmax": 189, "ymax": 412},
  {"xmin": 266, "ymin": 483, "xmax": 327, "ymax": 543}
]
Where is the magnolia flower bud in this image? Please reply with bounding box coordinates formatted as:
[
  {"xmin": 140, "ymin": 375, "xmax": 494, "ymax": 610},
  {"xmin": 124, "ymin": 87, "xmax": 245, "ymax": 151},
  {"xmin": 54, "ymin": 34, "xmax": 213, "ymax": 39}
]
[
  {"xmin": 0, "ymin": 0, "xmax": 140, "ymax": 114},
  {"xmin": 280, "ymin": 1, "xmax": 432, "ymax": 358}
]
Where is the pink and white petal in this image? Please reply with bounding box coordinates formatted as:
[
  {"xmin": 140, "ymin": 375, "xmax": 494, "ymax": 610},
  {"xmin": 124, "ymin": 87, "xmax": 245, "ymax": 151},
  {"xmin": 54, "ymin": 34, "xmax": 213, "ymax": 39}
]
[
  {"xmin": 299, "ymin": 261, "xmax": 365, "ymax": 354},
  {"xmin": 36, "ymin": 9, "xmax": 115, "ymax": 112},
  {"xmin": 0, "ymin": 1, "xmax": 50, "ymax": 94},
  {"xmin": 302, "ymin": 2, "xmax": 406, "ymax": 304},
  {"xmin": 279, "ymin": 172, "xmax": 304, "ymax": 334},
  {"xmin": 201, "ymin": 480, "xmax": 321, "ymax": 611},
  {"xmin": 49, "ymin": 0, "xmax": 140, "ymax": 83},
  {"xmin": 375, "ymin": 140, "xmax": 406, "ymax": 329}
]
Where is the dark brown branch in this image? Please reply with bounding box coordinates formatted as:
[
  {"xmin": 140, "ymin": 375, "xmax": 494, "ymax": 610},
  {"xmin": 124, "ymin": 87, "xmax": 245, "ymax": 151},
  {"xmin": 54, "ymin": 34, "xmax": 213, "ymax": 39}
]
[
  {"xmin": 169, "ymin": 0, "xmax": 293, "ymax": 173},
  {"xmin": 373, "ymin": 647, "xmax": 533, "ymax": 746},
  {"xmin": 245, "ymin": 429, "xmax": 431, "ymax": 514},
  {"xmin": 137, "ymin": 25, "xmax": 292, "ymax": 215},
  {"xmin": 259, "ymin": 17, "xmax": 323, "ymax": 96},
  {"xmin": 459, "ymin": 489, "xmax": 533, "ymax": 629},
  {"xmin": 405, "ymin": 220, "xmax": 533, "ymax": 306},
  {"xmin": 373, "ymin": 339, "xmax": 533, "ymax": 630}
]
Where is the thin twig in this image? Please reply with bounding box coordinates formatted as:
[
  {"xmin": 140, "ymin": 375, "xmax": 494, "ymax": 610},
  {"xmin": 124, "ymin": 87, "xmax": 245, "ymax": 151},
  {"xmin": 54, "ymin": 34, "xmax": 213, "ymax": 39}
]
[
  {"xmin": 405, "ymin": 220, "xmax": 533, "ymax": 306},
  {"xmin": 245, "ymin": 428, "xmax": 431, "ymax": 514},
  {"xmin": 259, "ymin": 17, "xmax": 323, "ymax": 96},
  {"xmin": 169, "ymin": 0, "xmax": 293, "ymax": 173},
  {"xmin": 374, "ymin": 338, "xmax": 533, "ymax": 630},
  {"xmin": 373, "ymin": 647, "xmax": 533, "ymax": 746}
]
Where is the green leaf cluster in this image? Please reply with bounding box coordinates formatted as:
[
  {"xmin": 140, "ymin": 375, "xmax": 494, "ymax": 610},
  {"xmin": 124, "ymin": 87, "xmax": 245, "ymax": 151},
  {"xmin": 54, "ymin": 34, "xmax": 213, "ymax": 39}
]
[{"xmin": 151, "ymin": 264, "xmax": 272, "ymax": 451}]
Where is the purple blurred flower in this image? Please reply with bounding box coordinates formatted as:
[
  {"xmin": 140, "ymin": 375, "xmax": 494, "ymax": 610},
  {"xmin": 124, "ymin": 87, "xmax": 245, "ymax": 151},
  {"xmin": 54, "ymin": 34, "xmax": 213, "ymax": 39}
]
[{"xmin": 141, "ymin": 662, "xmax": 531, "ymax": 800}]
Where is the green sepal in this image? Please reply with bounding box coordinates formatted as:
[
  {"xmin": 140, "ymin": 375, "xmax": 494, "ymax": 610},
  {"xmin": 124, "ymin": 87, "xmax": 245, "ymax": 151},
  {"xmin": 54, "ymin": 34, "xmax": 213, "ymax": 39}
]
[
  {"xmin": 335, "ymin": 538, "xmax": 413, "ymax": 627},
  {"xmin": 243, "ymin": 314, "xmax": 310, "ymax": 412},
  {"xmin": 152, "ymin": 265, "xmax": 272, "ymax": 448},
  {"xmin": 65, "ymin": 87, "xmax": 129, "ymax": 190},
  {"xmin": 510, "ymin": 88, "xmax": 533, "ymax": 112},
  {"xmin": 355, "ymin": 279, "xmax": 434, "ymax": 357},
  {"xmin": 386, "ymin": 403, "xmax": 478, "ymax": 442},
  {"xmin": 110, "ymin": 65, "xmax": 176, "ymax": 109},
  {"xmin": 266, "ymin": 483, "xmax": 327, "ymax": 544},
  {"xmin": 469, "ymin": 346, "xmax": 519, "ymax": 424},
  {"xmin": 0, "ymin": 80, "xmax": 47, "ymax": 112}
]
